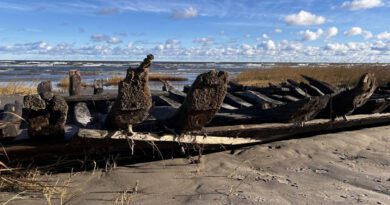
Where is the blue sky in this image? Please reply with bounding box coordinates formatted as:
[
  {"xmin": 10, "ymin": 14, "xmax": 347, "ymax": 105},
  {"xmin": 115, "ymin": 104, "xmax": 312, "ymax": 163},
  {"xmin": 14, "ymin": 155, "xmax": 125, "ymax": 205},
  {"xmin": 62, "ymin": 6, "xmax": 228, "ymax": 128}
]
[{"xmin": 0, "ymin": 0, "xmax": 389, "ymax": 62}]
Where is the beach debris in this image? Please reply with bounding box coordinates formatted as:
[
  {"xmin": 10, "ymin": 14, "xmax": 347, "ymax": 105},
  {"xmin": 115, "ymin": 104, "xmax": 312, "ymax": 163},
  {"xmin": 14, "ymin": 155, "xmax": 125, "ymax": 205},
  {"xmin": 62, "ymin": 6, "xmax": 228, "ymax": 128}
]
[
  {"xmin": 105, "ymin": 54, "xmax": 154, "ymax": 130},
  {"xmin": 167, "ymin": 70, "xmax": 228, "ymax": 132},
  {"xmin": 0, "ymin": 101, "xmax": 23, "ymax": 138},
  {"xmin": 93, "ymin": 79, "xmax": 104, "ymax": 95},
  {"xmin": 74, "ymin": 102, "xmax": 92, "ymax": 127},
  {"xmin": 37, "ymin": 80, "xmax": 54, "ymax": 100},
  {"xmin": 302, "ymin": 75, "xmax": 338, "ymax": 94},
  {"xmin": 69, "ymin": 70, "xmax": 82, "ymax": 96},
  {"xmin": 24, "ymin": 84, "xmax": 68, "ymax": 138}
]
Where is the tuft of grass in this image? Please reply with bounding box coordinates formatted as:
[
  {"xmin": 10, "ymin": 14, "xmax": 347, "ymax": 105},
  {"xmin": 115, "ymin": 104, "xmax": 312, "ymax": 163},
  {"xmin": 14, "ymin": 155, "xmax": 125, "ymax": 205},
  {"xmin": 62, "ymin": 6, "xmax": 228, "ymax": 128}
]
[
  {"xmin": 235, "ymin": 64, "xmax": 390, "ymax": 88},
  {"xmin": 0, "ymin": 82, "xmax": 37, "ymax": 95}
]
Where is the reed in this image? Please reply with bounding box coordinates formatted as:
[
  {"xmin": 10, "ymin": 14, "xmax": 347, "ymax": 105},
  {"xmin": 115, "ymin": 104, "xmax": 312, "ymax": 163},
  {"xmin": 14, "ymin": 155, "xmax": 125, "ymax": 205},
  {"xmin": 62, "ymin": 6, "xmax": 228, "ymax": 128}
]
[
  {"xmin": 235, "ymin": 64, "xmax": 390, "ymax": 87},
  {"xmin": 0, "ymin": 82, "xmax": 37, "ymax": 95}
]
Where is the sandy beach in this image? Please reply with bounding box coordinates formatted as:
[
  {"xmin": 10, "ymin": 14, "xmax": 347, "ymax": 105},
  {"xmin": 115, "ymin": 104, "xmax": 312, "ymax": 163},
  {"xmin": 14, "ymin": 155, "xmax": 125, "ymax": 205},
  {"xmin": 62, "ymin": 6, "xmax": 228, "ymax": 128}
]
[{"xmin": 1, "ymin": 125, "xmax": 389, "ymax": 205}]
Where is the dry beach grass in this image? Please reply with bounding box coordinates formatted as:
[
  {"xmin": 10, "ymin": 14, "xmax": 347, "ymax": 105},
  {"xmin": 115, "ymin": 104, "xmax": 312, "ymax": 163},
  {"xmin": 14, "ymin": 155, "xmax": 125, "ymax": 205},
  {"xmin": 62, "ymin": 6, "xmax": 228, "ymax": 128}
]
[{"xmin": 236, "ymin": 64, "xmax": 390, "ymax": 87}]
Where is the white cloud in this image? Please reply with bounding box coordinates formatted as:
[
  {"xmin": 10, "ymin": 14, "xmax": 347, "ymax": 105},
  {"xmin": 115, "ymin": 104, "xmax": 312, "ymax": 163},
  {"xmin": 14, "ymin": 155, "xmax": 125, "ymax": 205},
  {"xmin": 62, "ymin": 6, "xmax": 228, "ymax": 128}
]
[
  {"xmin": 90, "ymin": 34, "xmax": 122, "ymax": 44},
  {"xmin": 171, "ymin": 6, "xmax": 198, "ymax": 19},
  {"xmin": 363, "ymin": 31, "xmax": 373, "ymax": 39},
  {"xmin": 259, "ymin": 40, "xmax": 276, "ymax": 50},
  {"xmin": 341, "ymin": 0, "xmax": 383, "ymax": 10},
  {"xmin": 274, "ymin": 28, "xmax": 282, "ymax": 33},
  {"xmin": 262, "ymin": 34, "xmax": 269, "ymax": 39},
  {"xmin": 344, "ymin": 27, "xmax": 363, "ymax": 36},
  {"xmin": 377, "ymin": 32, "xmax": 390, "ymax": 40},
  {"xmin": 284, "ymin": 10, "xmax": 325, "ymax": 26},
  {"xmin": 193, "ymin": 37, "xmax": 214, "ymax": 45},
  {"xmin": 300, "ymin": 29, "xmax": 324, "ymax": 41},
  {"xmin": 325, "ymin": 27, "xmax": 338, "ymax": 39}
]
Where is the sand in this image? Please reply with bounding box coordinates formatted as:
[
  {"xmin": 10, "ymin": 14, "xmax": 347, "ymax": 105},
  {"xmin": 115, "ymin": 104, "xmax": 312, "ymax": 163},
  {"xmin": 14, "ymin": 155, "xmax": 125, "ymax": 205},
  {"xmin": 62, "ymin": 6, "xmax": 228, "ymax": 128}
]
[{"xmin": 1, "ymin": 125, "xmax": 389, "ymax": 204}]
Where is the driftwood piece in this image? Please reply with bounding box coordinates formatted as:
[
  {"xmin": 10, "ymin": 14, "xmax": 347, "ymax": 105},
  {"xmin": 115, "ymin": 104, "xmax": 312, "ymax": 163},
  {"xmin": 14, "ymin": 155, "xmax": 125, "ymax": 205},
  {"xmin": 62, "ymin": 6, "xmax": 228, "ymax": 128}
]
[
  {"xmin": 105, "ymin": 55, "xmax": 154, "ymax": 130},
  {"xmin": 37, "ymin": 81, "xmax": 53, "ymax": 100},
  {"xmin": 283, "ymin": 82, "xmax": 311, "ymax": 99},
  {"xmin": 318, "ymin": 73, "xmax": 377, "ymax": 120},
  {"xmin": 93, "ymin": 79, "xmax": 104, "ymax": 95},
  {"xmin": 69, "ymin": 70, "xmax": 82, "ymax": 96},
  {"xmin": 167, "ymin": 70, "xmax": 228, "ymax": 132},
  {"xmin": 223, "ymin": 93, "xmax": 253, "ymax": 108},
  {"xmin": 24, "ymin": 95, "xmax": 68, "ymax": 139},
  {"xmin": 299, "ymin": 82, "xmax": 325, "ymax": 96},
  {"xmin": 302, "ymin": 75, "xmax": 337, "ymax": 94},
  {"xmin": 0, "ymin": 101, "xmax": 23, "ymax": 138},
  {"xmin": 212, "ymin": 95, "xmax": 330, "ymax": 125}
]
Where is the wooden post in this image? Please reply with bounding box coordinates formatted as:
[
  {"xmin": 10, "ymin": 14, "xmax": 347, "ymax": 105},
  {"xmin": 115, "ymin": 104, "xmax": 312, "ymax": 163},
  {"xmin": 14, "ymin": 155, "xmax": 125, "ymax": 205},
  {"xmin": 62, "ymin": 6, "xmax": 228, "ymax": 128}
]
[
  {"xmin": 93, "ymin": 79, "xmax": 104, "ymax": 95},
  {"xmin": 69, "ymin": 70, "xmax": 81, "ymax": 96}
]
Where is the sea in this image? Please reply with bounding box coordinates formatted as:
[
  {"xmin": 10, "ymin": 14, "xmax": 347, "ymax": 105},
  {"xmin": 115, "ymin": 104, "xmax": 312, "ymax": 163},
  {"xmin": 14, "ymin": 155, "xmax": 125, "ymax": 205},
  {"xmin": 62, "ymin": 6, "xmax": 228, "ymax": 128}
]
[{"xmin": 0, "ymin": 60, "xmax": 379, "ymax": 91}]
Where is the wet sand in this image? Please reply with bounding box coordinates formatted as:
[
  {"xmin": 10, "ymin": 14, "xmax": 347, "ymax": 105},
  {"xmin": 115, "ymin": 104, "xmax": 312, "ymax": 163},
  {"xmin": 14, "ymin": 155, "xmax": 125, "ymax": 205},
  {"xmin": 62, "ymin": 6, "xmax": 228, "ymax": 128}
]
[{"xmin": 1, "ymin": 125, "xmax": 389, "ymax": 204}]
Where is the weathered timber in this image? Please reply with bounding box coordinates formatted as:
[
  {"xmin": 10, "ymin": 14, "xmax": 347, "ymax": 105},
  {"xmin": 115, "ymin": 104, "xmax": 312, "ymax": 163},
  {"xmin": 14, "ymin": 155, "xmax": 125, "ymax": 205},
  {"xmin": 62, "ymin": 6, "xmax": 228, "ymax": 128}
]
[
  {"xmin": 286, "ymin": 79, "xmax": 300, "ymax": 87},
  {"xmin": 271, "ymin": 94, "xmax": 300, "ymax": 102},
  {"xmin": 212, "ymin": 95, "xmax": 330, "ymax": 125},
  {"xmin": 299, "ymin": 82, "xmax": 325, "ymax": 96},
  {"xmin": 37, "ymin": 81, "xmax": 53, "ymax": 100},
  {"xmin": 233, "ymin": 90, "xmax": 284, "ymax": 107},
  {"xmin": 93, "ymin": 79, "xmax": 104, "ymax": 95},
  {"xmin": 283, "ymin": 81, "xmax": 311, "ymax": 98},
  {"xmin": 318, "ymin": 73, "xmax": 377, "ymax": 120},
  {"xmin": 105, "ymin": 55, "xmax": 154, "ymax": 130},
  {"xmin": 160, "ymin": 80, "xmax": 175, "ymax": 91},
  {"xmin": 168, "ymin": 90, "xmax": 187, "ymax": 103},
  {"xmin": 0, "ymin": 101, "xmax": 23, "ymax": 138},
  {"xmin": 69, "ymin": 70, "xmax": 82, "ymax": 96},
  {"xmin": 24, "ymin": 94, "xmax": 68, "ymax": 139},
  {"xmin": 166, "ymin": 70, "xmax": 228, "ymax": 132},
  {"xmin": 154, "ymin": 96, "xmax": 181, "ymax": 108},
  {"xmin": 220, "ymin": 103, "xmax": 238, "ymax": 110},
  {"xmin": 3, "ymin": 113, "xmax": 390, "ymax": 161},
  {"xmin": 205, "ymin": 113, "xmax": 390, "ymax": 138},
  {"xmin": 223, "ymin": 93, "xmax": 253, "ymax": 108},
  {"xmin": 302, "ymin": 75, "xmax": 338, "ymax": 94},
  {"xmin": 353, "ymin": 98, "xmax": 390, "ymax": 114}
]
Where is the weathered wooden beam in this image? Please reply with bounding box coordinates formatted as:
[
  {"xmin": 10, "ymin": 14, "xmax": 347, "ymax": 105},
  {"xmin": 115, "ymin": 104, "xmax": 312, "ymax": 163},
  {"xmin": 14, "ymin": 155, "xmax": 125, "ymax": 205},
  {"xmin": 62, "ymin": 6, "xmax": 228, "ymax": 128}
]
[
  {"xmin": 271, "ymin": 94, "xmax": 300, "ymax": 102},
  {"xmin": 223, "ymin": 93, "xmax": 253, "ymax": 108},
  {"xmin": 302, "ymin": 75, "xmax": 338, "ymax": 94},
  {"xmin": 205, "ymin": 113, "xmax": 390, "ymax": 138},
  {"xmin": 69, "ymin": 70, "xmax": 82, "ymax": 96},
  {"xmin": 232, "ymin": 90, "xmax": 284, "ymax": 108},
  {"xmin": 0, "ymin": 101, "xmax": 22, "ymax": 138},
  {"xmin": 93, "ymin": 79, "xmax": 104, "ymax": 95},
  {"xmin": 213, "ymin": 95, "xmax": 330, "ymax": 125},
  {"xmin": 64, "ymin": 91, "xmax": 170, "ymax": 103},
  {"xmin": 299, "ymin": 82, "xmax": 325, "ymax": 96},
  {"xmin": 154, "ymin": 96, "xmax": 181, "ymax": 108},
  {"xmin": 353, "ymin": 98, "xmax": 390, "ymax": 114}
]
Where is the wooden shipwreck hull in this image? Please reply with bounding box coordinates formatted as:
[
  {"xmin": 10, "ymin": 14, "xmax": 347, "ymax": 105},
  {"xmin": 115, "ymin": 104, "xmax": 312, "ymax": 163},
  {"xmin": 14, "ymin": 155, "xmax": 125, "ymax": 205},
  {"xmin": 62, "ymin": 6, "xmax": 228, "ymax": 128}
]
[{"xmin": 1, "ymin": 64, "xmax": 390, "ymax": 163}]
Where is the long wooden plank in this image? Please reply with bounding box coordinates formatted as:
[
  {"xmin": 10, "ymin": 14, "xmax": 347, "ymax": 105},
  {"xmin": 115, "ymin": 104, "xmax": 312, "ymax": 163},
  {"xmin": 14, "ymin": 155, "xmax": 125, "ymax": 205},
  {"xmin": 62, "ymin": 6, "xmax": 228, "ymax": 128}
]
[
  {"xmin": 64, "ymin": 91, "xmax": 169, "ymax": 103},
  {"xmin": 205, "ymin": 113, "xmax": 390, "ymax": 138},
  {"xmin": 2, "ymin": 113, "xmax": 390, "ymax": 161}
]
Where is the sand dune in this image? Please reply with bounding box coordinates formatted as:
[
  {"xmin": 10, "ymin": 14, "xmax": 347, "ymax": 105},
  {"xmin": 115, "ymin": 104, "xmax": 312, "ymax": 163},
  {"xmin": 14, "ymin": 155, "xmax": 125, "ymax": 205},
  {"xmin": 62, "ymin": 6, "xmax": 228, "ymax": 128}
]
[{"xmin": 1, "ymin": 125, "xmax": 389, "ymax": 204}]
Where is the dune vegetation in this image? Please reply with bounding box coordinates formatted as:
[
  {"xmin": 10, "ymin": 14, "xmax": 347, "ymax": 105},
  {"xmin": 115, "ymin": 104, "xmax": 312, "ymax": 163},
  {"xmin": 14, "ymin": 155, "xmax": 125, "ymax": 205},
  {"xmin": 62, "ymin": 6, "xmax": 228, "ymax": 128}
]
[{"xmin": 235, "ymin": 64, "xmax": 390, "ymax": 88}]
